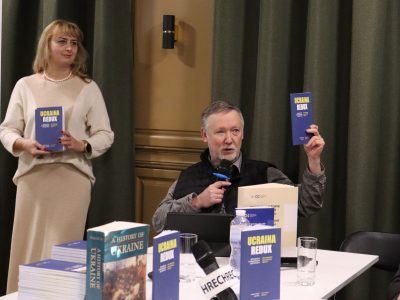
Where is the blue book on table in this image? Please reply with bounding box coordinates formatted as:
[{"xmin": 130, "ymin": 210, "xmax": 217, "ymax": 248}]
[
  {"xmin": 19, "ymin": 259, "xmax": 86, "ymax": 299},
  {"xmin": 152, "ymin": 230, "xmax": 180, "ymax": 300},
  {"xmin": 54, "ymin": 240, "xmax": 87, "ymax": 250},
  {"xmin": 237, "ymin": 207, "xmax": 274, "ymax": 226},
  {"xmin": 86, "ymin": 221, "xmax": 149, "ymax": 300},
  {"xmin": 21, "ymin": 259, "xmax": 86, "ymax": 274},
  {"xmin": 240, "ymin": 225, "xmax": 281, "ymax": 300},
  {"xmin": 35, "ymin": 106, "xmax": 64, "ymax": 151},
  {"xmin": 51, "ymin": 240, "xmax": 87, "ymax": 264},
  {"xmin": 290, "ymin": 92, "xmax": 313, "ymax": 145}
]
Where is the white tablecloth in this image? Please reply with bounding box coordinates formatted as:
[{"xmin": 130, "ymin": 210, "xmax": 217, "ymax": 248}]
[{"xmin": 1, "ymin": 248, "xmax": 377, "ymax": 300}]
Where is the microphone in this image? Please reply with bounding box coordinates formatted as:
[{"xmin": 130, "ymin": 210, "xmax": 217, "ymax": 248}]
[
  {"xmin": 192, "ymin": 240, "xmax": 238, "ymax": 300},
  {"xmin": 213, "ymin": 159, "xmax": 233, "ymax": 181},
  {"xmin": 212, "ymin": 159, "xmax": 234, "ymax": 214}
]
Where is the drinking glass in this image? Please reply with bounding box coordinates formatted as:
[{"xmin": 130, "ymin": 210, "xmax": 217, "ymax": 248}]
[
  {"xmin": 180, "ymin": 233, "xmax": 198, "ymax": 282},
  {"xmin": 297, "ymin": 236, "xmax": 317, "ymax": 286}
]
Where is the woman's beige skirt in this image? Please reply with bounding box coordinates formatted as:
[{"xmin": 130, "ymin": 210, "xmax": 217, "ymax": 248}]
[{"xmin": 7, "ymin": 163, "xmax": 91, "ymax": 293}]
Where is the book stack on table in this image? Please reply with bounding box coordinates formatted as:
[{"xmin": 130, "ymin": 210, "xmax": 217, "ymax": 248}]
[
  {"xmin": 18, "ymin": 259, "xmax": 86, "ymax": 300},
  {"xmin": 17, "ymin": 240, "xmax": 87, "ymax": 300},
  {"xmin": 51, "ymin": 240, "xmax": 86, "ymax": 264}
]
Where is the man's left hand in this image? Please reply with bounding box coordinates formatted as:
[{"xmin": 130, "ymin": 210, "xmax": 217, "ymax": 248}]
[{"xmin": 304, "ymin": 124, "xmax": 325, "ymax": 174}]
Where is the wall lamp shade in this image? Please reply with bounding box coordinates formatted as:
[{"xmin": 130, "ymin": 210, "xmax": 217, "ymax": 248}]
[{"xmin": 162, "ymin": 15, "xmax": 175, "ymax": 49}]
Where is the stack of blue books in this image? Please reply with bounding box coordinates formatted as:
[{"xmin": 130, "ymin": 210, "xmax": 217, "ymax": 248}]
[
  {"xmin": 18, "ymin": 259, "xmax": 86, "ymax": 300},
  {"xmin": 51, "ymin": 240, "xmax": 86, "ymax": 264}
]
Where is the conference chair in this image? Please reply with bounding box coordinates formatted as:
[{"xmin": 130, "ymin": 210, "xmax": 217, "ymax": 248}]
[{"xmin": 339, "ymin": 231, "xmax": 400, "ymax": 272}]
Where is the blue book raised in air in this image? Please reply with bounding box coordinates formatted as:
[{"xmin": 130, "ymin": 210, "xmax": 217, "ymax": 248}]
[
  {"xmin": 290, "ymin": 92, "xmax": 313, "ymax": 145},
  {"xmin": 240, "ymin": 225, "xmax": 281, "ymax": 299},
  {"xmin": 152, "ymin": 230, "xmax": 180, "ymax": 300},
  {"xmin": 35, "ymin": 106, "xmax": 64, "ymax": 151}
]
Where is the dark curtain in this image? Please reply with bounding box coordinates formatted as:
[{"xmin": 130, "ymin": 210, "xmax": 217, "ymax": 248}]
[
  {"xmin": 213, "ymin": 0, "xmax": 400, "ymax": 299},
  {"xmin": 0, "ymin": 0, "xmax": 135, "ymax": 295}
]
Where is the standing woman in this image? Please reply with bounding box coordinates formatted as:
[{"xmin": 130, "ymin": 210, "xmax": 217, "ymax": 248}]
[{"xmin": 0, "ymin": 20, "xmax": 114, "ymax": 293}]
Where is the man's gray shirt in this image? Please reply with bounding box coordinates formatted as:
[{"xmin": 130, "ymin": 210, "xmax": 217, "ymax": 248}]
[{"xmin": 152, "ymin": 157, "xmax": 326, "ymax": 233}]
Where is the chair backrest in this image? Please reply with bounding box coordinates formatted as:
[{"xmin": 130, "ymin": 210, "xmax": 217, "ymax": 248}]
[{"xmin": 339, "ymin": 231, "xmax": 400, "ymax": 272}]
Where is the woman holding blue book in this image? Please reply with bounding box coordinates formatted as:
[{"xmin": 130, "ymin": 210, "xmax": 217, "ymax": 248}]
[{"xmin": 0, "ymin": 19, "xmax": 114, "ymax": 293}]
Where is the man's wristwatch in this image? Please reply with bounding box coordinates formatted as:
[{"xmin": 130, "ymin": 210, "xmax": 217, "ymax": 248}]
[{"xmin": 82, "ymin": 140, "xmax": 92, "ymax": 154}]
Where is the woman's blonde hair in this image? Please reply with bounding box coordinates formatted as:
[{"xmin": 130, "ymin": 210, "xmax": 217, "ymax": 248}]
[{"xmin": 33, "ymin": 19, "xmax": 90, "ymax": 82}]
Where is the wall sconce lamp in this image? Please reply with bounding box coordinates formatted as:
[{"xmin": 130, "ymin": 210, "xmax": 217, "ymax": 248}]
[{"xmin": 162, "ymin": 15, "xmax": 176, "ymax": 49}]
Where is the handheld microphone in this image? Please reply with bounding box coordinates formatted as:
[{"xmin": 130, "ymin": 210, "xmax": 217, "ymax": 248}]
[
  {"xmin": 192, "ymin": 240, "xmax": 238, "ymax": 300},
  {"xmin": 212, "ymin": 159, "xmax": 234, "ymax": 214},
  {"xmin": 212, "ymin": 159, "xmax": 233, "ymax": 181}
]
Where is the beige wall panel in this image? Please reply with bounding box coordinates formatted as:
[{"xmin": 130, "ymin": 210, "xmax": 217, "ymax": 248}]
[
  {"xmin": 133, "ymin": 0, "xmax": 214, "ymax": 234},
  {"xmin": 134, "ymin": 0, "xmax": 213, "ymax": 131}
]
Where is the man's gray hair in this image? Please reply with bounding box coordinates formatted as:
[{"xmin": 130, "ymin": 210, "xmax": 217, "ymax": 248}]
[{"xmin": 201, "ymin": 101, "xmax": 244, "ymax": 129}]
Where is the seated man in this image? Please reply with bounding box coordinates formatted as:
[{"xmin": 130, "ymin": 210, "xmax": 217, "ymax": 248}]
[
  {"xmin": 389, "ymin": 264, "xmax": 400, "ymax": 300},
  {"xmin": 152, "ymin": 101, "xmax": 326, "ymax": 233}
]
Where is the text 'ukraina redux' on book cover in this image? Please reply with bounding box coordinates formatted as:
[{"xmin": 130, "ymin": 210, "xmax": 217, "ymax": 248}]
[
  {"xmin": 240, "ymin": 225, "xmax": 281, "ymax": 299},
  {"xmin": 152, "ymin": 230, "xmax": 180, "ymax": 300},
  {"xmin": 86, "ymin": 221, "xmax": 150, "ymax": 300},
  {"xmin": 35, "ymin": 106, "xmax": 64, "ymax": 151},
  {"xmin": 289, "ymin": 92, "xmax": 313, "ymax": 145}
]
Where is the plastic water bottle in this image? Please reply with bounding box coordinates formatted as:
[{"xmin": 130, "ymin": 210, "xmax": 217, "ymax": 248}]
[{"xmin": 229, "ymin": 209, "xmax": 250, "ymax": 278}]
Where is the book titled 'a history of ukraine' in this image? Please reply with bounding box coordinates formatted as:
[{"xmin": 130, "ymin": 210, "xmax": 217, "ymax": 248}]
[
  {"xmin": 86, "ymin": 221, "xmax": 149, "ymax": 300},
  {"xmin": 289, "ymin": 92, "xmax": 313, "ymax": 145},
  {"xmin": 35, "ymin": 106, "xmax": 64, "ymax": 151}
]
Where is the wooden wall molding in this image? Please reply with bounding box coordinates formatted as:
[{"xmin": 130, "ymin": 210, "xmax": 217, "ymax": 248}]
[
  {"xmin": 135, "ymin": 129, "xmax": 205, "ymax": 170},
  {"xmin": 135, "ymin": 129, "xmax": 205, "ymax": 238},
  {"xmin": 135, "ymin": 128, "xmax": 204, "ymax": 149}
]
